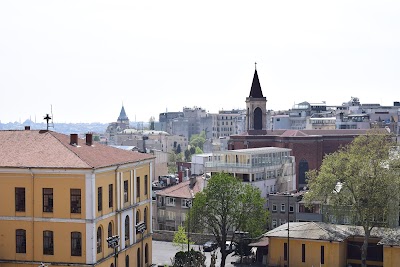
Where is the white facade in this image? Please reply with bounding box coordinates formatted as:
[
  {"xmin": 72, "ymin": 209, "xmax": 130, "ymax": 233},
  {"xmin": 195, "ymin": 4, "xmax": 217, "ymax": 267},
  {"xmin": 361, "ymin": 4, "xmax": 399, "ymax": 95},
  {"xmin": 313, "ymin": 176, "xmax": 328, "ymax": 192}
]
[{"xmin": 205, "ymin": 147, "xmax": 296, "ymax": 195}]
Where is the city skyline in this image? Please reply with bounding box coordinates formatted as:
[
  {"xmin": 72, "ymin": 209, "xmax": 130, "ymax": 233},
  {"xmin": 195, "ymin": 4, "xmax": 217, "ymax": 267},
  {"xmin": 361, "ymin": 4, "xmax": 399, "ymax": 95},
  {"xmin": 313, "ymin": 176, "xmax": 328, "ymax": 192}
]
[{"xmin": 1, "ymin": 1, "xmax": 399, "ymax": 123}]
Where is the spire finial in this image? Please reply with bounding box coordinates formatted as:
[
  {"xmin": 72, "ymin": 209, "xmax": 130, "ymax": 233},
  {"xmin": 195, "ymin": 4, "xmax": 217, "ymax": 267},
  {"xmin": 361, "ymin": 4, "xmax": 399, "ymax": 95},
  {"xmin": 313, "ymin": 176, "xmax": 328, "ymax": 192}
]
[{"xmin": 255, "ymin": 62, "xmax": 257, "ymax": 70}]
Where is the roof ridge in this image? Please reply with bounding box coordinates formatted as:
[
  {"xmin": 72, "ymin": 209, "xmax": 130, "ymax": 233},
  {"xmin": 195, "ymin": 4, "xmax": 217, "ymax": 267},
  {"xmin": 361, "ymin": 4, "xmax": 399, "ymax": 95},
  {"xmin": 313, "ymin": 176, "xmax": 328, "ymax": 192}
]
[{"xmin": 49, "ymin": 131, "xmax": 93, "ymax": 168}]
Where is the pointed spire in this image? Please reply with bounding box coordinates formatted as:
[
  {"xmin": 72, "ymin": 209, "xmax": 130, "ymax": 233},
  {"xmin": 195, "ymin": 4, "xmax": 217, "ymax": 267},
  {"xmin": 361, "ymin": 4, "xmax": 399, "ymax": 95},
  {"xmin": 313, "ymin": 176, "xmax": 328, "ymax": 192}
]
[
  {"xmin": 249, "ymin": 65, "xmax": 264, "ymax": 98},
  {"xmin": 118, "ymin": 105, "xmax": 129, "ymax": 121}
]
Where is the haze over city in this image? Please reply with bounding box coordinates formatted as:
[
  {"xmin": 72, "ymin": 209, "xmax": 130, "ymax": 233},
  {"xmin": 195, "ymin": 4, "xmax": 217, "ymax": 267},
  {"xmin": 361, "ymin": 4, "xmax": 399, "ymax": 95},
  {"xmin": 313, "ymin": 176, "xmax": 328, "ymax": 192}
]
[{"xmin": 1, "ymin": 1, "xmax": 399, "ymax": 123}]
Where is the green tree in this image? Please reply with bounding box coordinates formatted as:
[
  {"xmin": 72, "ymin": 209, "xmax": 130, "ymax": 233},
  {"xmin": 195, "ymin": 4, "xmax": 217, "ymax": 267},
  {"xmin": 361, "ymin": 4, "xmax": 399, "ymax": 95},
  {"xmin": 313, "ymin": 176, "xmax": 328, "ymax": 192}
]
[
  {"xmin": 305, "ymin": 131, "xmax": 400, "ymax": 267},
  {"xmin": 173, "ymin": 225, "xmax": 191, "ymax": 251},
  {"xmin": 189, "ymin": 172, "xmax": 268, "ymax": 267},
  {"xmin": 189, "ymin": 146, "xmax": 196, "ymax": 155},
  {"xmin": 195, "ymin": 147, "xmax": 203, "ymax": 154},
  {"xmin": 190, "ymin": 132, "xmax": 206, "ymax": 150},
  {"xmin": 184, "ymin": 149, "xmax": 191, "ymax": 162},
  {"xmin": 176, "ymin": 144, "xmax": 182, "ymax": 154}
]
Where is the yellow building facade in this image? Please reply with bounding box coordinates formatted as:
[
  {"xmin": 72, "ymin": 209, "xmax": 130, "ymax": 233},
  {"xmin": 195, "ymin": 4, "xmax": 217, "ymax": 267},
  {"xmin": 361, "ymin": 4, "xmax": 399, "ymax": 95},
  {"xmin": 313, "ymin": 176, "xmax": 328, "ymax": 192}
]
[
  {"xmin": 0, "ymin": 130, "xmax": 154, "ymax": 267},
  {"xmin": 265, "ymin": 221, "xmax": 400, "ymax": 267}
]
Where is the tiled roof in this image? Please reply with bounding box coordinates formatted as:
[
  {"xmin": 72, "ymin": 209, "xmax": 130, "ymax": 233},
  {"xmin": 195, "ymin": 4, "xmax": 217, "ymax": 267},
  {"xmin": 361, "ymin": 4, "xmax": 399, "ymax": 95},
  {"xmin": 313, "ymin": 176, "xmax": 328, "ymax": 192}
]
[
  {"xmin": 0, "ymin": 130, "xmax": 153, "ymax": 169},
  {"xmin": 264, "ymin": 222, "xmax": 400, "ymax": 246},
  {"xmin": 156, "ymin": 176, "xmax": 204, "ymax": 198}
]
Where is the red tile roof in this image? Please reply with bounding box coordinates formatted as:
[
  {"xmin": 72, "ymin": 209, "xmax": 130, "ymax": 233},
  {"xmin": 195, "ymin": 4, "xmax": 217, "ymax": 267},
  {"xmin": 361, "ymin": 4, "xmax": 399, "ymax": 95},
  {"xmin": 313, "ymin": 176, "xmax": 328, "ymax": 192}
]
[
  {"xmin": 156, "ymin": 177, "xmax": 204, "ymax": 198},
  {"xmin": 0, "ymin": 130, "xmax": 154, "ymax": 169}
]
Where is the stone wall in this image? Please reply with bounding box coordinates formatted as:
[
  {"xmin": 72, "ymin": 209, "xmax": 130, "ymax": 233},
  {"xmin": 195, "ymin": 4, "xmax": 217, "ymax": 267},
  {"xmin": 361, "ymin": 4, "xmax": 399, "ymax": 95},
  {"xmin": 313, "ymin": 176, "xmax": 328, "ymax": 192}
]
[{"xmin": 152, "ymin": 230, "xmax": 218, "ymax": 245}]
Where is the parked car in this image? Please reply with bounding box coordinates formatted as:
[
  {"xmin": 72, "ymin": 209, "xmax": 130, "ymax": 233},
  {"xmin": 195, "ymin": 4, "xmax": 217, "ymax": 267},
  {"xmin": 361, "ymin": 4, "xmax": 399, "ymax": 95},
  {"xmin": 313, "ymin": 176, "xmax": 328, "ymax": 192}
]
[
  {"xmin": 203, "ymin": 240, "xmax": 218, "ymax": 252},
  {"xmin": 225, "ymin": 241, "xmax": 237, "ymax": 253}
]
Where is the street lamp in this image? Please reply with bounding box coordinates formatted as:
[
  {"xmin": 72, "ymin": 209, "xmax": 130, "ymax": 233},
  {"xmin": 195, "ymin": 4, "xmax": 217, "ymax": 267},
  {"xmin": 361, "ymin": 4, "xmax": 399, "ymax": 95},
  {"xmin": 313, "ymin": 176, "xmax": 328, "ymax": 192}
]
[
  {"xmin": 136, "ymin": 221, "xmax": 146, "ymax": 267},
  {"xmin": 187, "ymin": 199, "xmax": 193, "ymax": 253},
  {"xmin": 234, "ymin": 230, "xmax": 249, "ymax": 265},
  {"xmin": 107, "ymin": 235, "xmax": 120, "ymax": 267}
]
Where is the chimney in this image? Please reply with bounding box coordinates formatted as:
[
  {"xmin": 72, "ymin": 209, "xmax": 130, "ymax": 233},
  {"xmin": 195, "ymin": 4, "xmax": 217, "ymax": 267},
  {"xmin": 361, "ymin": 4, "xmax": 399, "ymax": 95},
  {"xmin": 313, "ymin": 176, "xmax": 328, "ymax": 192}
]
[
  {"xmin": 189, "ymin": 176, "xmax": 196, "ymax": 189},
  {"xmin": 70, "ymin": 134, "xmax": 78, "ymax": 146},
  {"xmin": 24, "ymin": 126, "xmax": 30, "ymax": 130},
  {"xmin": 86, "ymin": 133, "xmax": 93, "ymax": 146}
]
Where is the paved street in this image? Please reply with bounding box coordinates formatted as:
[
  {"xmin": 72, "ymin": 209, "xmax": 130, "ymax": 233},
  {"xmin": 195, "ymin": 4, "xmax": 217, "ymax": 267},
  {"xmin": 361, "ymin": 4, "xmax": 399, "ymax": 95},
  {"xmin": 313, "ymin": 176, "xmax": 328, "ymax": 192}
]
[{"xmin": 152, "ymin": 240, "xmax": 240, "ymax": 267}]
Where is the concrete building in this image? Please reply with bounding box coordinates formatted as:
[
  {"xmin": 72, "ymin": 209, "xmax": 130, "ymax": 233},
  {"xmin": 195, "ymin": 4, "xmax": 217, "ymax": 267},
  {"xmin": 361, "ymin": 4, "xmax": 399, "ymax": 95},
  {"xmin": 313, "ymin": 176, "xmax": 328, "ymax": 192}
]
[
  {"xmin": 190, "ymin": 153, "xmax": 212, "ymax": 175},
  {"xmin": 154, "ymin": 176, "xmax": 204, "ymax": 231},
  {"xmin": 0, "ymin": 129, "xmax": 154, "ymax": 267},
  {"xmin": 205, "ymin": 147, "xmax": 296, "ymax": 199}
]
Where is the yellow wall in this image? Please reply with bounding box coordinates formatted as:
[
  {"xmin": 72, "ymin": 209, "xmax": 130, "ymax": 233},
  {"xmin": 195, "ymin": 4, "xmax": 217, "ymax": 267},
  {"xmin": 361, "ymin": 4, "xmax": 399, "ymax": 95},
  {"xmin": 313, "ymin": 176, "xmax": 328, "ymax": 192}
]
[
  {"xmin": 383, "ymin": 246, "xmax": 400, "ymax": 267},
  {"xmin": 0, "ymin": 159, "xmax": 153, "ymax": 266},
  {"xmin": 268, "ymin": 237, "xmax": 346, "ymax": 267}
]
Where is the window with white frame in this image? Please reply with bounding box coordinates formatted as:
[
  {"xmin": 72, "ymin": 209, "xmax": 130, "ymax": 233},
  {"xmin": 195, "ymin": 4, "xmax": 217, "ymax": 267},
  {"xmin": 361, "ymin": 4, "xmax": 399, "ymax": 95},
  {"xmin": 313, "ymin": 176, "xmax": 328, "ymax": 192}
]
[
  {"xmin": 166, "ymin": 197, "xmax": 175, "ymax": 206},
  {"xmin": 289, "ymin": 205, "xmax": 294, "ymax": 213},
  {"xmin": 272, "ymin": 204, "xmax": 277, "ymax": 212},
  {"xmin": 166, "ymin": 211, "xmax": 175, "ymax": 220},
  {"xmin": 181, "ymin": 199, "xmax": 192, "ymax": 208},
  {"xmin": 281, "ymin": 203, "xmax": 285, "ymax": 212},
  {"xmin": 272, "ymin": 219, "xmax": 277, "ymax": 228},
  {"xmin": 181, "ymin": 213, "xmax": 186, "ymax": 223}
]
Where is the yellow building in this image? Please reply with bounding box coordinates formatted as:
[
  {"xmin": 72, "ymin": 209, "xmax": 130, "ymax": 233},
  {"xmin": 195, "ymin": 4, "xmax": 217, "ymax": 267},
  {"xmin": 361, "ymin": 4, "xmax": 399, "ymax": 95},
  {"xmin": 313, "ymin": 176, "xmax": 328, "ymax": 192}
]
[
  {"xmin": 264, "ymin": 221, "xmax": 400, "ymax": 267},
  {"xmin": 0, "ymin": 129, "xmax": 155, "ymax": 267}
]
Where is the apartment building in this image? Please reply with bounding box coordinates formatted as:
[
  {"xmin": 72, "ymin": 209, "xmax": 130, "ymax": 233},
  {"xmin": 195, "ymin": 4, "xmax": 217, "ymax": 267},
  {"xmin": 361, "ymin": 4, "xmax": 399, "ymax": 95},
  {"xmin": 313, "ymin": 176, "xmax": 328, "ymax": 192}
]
[
  {"xmin": 205, "ymin": 147, "xmax": 296, "ymax": 199},
  {"xmin": 0, "ymin": 129, "xmax": 154, "ymax": 267},
  {"xmin": 154, "ymin": 176, "xmax": 204, "ymax": 231}
]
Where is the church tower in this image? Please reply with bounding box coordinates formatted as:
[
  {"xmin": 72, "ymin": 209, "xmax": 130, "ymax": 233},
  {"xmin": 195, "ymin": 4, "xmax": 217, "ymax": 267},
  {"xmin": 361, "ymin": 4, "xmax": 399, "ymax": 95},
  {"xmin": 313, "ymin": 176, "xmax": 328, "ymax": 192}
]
[{"xmin": 246, "ymin": 65, "xmax": 267, "ymax": 135}]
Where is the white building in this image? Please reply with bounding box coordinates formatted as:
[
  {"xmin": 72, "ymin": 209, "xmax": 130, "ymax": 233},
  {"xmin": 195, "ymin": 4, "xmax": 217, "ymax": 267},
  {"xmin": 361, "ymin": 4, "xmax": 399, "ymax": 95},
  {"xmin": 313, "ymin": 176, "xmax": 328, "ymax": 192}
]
[{"xmin": 205, "ymin": 147, "xmax": 296, "ymax": 199}]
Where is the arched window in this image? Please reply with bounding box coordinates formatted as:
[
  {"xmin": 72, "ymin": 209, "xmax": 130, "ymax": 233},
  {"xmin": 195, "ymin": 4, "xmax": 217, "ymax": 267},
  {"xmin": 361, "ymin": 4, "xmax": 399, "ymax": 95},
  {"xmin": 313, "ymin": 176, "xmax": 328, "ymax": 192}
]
[
  {"xmin": 298, "ymin": 159, "xmax": 309, "ymax": 187},
  {"xmin": 108, "ymin": 221, "xmax": 113, "ymax": 238},
  {"xmin": 125, "ymin": 215, "xmax": 130, "ymax": 241},
  {"xmin": 254, "ymin": 107, "xmax": 262, "ymax": 130},
  {"xmin": 145, "ymin": 243, "xmax": 149, "ymax": 264},
  {"xmin": 16, "ymin": 229, "xmax": 26, "ymax": 253},
  {"xmin": 144, "ymin": 208, "xmax": 147, "ymax": 230},
  {"xmin": 71, "ymin": 232, "xmax": 82, "ymax": 256},
  {"xmin": 126, "ymin": 255, "xmax": 129, "ymax": 267},
  {"xmin": 137, "ymin": 248, "xmax": 141, "ymax": 267},
  {"xmin": 136, "ymin": 210, "xmax": 140, "ymax": 225},
  {"xmin": 97, "ymin": 226, "xmax": 102, "ymax": 253},
  {"xmin": 43, "ymin": 230, "xmax": 54, "ymax": 255}
]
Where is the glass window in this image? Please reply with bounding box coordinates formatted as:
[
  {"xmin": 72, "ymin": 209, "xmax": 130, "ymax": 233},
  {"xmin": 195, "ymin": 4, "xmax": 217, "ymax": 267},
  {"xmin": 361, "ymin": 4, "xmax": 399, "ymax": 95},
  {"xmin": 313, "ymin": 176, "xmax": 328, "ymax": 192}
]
[
  {"xmin": 145, "ymin": 244, "xmax": 149, "ymax": 264},
  {"xmin": 109, "ymin": 184, "xmax": 113, "ymax": 208},
  {"xmin": 124, "ymin": 180, "xmax": 129, "ymax": 203},
  {"xmin": 71, "ymin": 232, "xmax": 82, "ymax": 256},
  {"xmin": 144, "ymin": 175, "xmax": 148, "ymax": 195},
  {"xmin": 284, "ymin": 242, "xmax": 287, "ymax": 261},
  {"xmin": 302, "ymin": 244, "xmax": 306, "ymax": 262},
  {"xmin": 98, "ymin": 187, "xmax": 102, "ymax": 211},
  {"xmin": 136, "ymin": 177, "xmax": 140, "ymax": 197},
  {"xmin": 16, "ymin": 229, "xmax": 26, "ymax": 253},
  {"xmin": 321, "ymin": 246, "xmax": 324, "ymax": 264},
  {"xmin": 108, "ymin": 222, "xmax": 113, "ymax": 238},
  {"xmin": 125, "ymin": 216, "xmax": 130, "ymax": 241},
  {"xmin": 272, "ymin": 204, "xmax": 277, "ymax": 212},
  {"xmin": 70, "ymin": 189, "xmax": 81, "ymax": 213},
  {"xmin": 281, "ymin": 203, "xmax": 285, "ymax": 212},
  {"xmin": 15, "ymin": 188, "xmax": 25, "ymax": 212},
  {"xmin": 43, "ymin": 230, "xmax": 54, "ymax": 255},
  {"xmin": 97, "ymin": 227, "xmax": 102, "ymax": 253},
  {"xmin": 43, "ymin": 188, "xmax": 53, "ymax": 212}
]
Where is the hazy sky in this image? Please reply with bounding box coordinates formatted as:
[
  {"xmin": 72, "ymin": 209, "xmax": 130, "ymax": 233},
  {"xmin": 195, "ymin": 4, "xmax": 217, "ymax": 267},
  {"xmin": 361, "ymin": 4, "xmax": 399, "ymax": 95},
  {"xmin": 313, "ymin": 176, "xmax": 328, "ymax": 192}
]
[{"xmin": 1, "ymin": 1, "xmax": 399, "ymax": 124}]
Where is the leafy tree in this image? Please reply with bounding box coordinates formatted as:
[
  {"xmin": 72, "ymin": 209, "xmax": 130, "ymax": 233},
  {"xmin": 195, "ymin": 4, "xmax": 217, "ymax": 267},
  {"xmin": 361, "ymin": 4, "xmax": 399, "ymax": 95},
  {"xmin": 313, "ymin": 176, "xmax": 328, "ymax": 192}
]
[
  {"xmin": 172, "ymin": 249, "xmax": 206, "ymax": 267},
  {"xmin": 176, "ymin": 144, "xmax": 182, "ymax": 154},
  {"xmin": 305, "ymin": 131, "xmax": 400, "ymax": 267},
  {"xmin": 189, "ymin": 172, "xmax": 268, "ymax": 267},
  {"xmin": 190, "ymin": 132, "xmax": 206, "ymax": 150},
  {"xmin": 195, "ymin": 147, "xmax": 203, "ymax": 154},
  {"xmin": 184, "ymin": 149, "xmax": 191, "ymax": 162},
  {"xmin": 189, "ymin": 146, "xmax": 196, "ymax": 155},
  {"xmin": 173, "ymin": 225, "xmax": 191, "ymax": 251}
]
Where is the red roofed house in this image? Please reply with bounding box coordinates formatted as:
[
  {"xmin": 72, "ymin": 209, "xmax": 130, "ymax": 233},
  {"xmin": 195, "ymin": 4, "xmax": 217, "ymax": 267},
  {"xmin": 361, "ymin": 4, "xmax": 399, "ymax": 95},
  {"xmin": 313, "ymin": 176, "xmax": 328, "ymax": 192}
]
[{"xmin": 0, "ymin": 129, "xmax": 155, "ymax": 267}]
